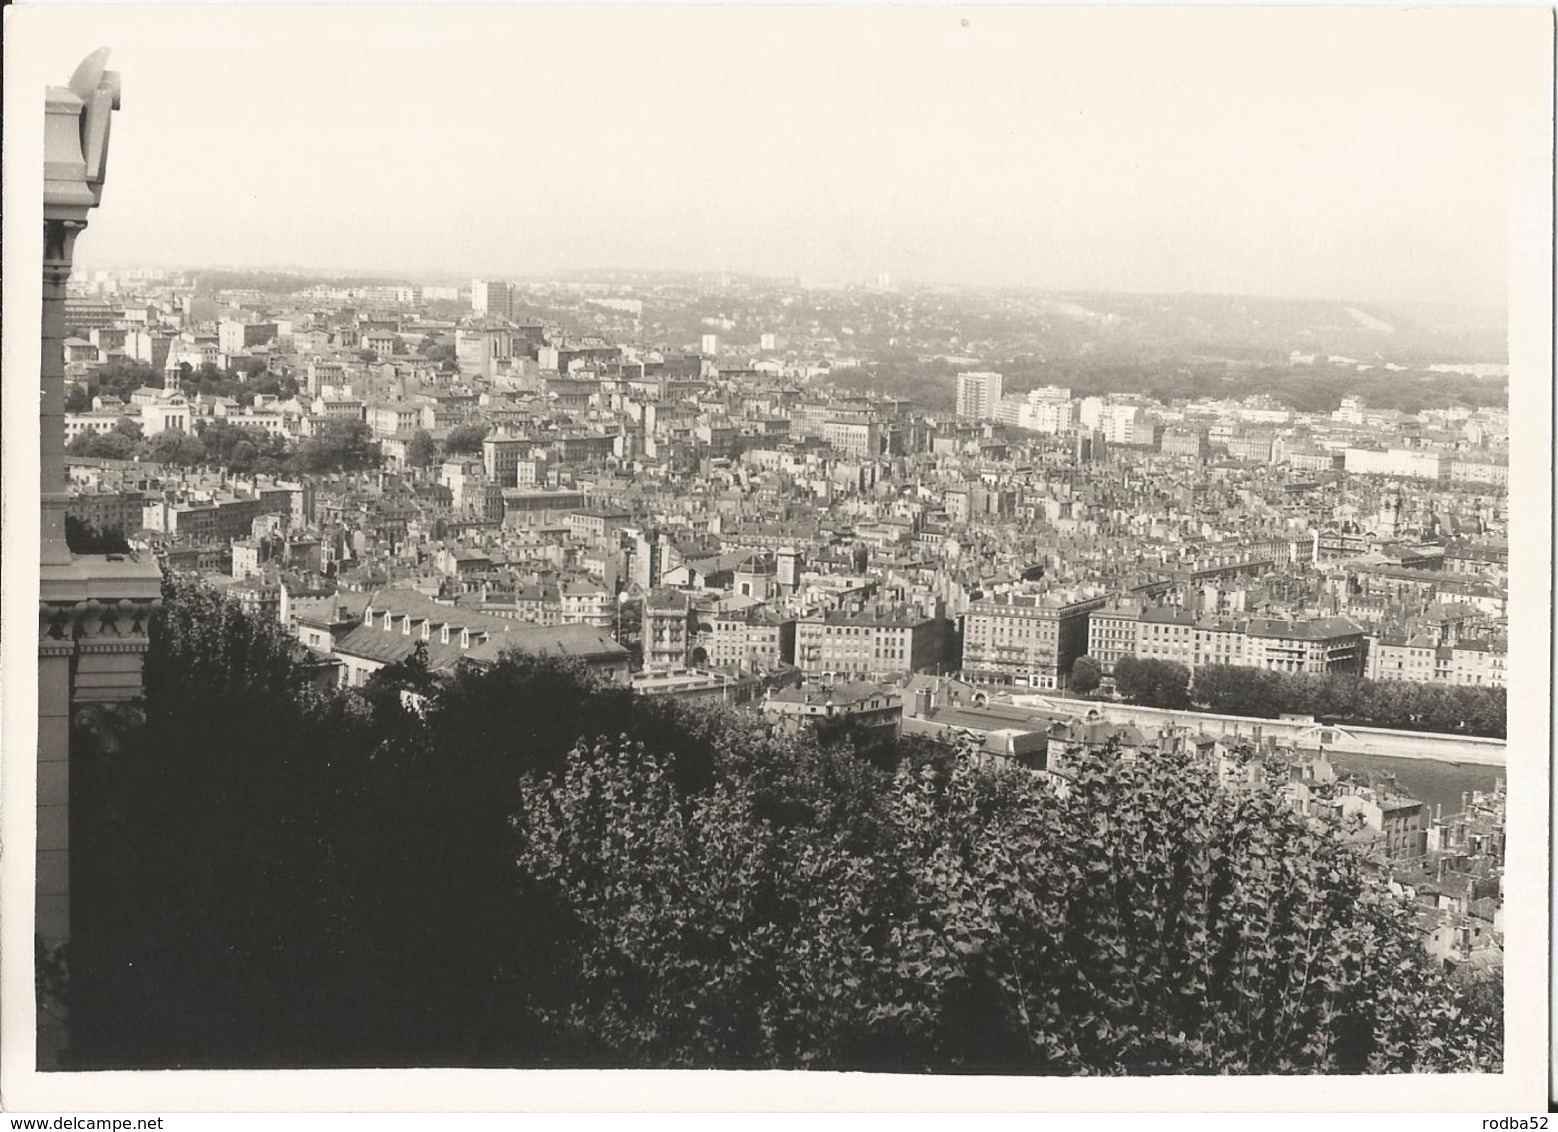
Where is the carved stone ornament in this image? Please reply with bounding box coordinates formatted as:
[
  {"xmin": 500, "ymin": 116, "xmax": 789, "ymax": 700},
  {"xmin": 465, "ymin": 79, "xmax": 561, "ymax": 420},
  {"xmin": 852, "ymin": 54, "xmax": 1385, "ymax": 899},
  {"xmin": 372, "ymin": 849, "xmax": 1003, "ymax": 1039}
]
[
  {"xmin": 71, "ymin": 701, "xmax": 147, "ymax": 757},
  {"xmin": 43, "ymin": 218, "xmax": 87, "ymax": 269},
  {"xmin": 38, "ymin": 598, "xmax": 162, "ymax": 642}
]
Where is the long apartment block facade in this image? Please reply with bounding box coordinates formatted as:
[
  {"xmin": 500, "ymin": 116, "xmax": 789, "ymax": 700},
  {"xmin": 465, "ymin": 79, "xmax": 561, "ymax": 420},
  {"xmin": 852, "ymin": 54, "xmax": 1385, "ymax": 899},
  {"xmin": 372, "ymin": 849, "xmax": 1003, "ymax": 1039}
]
[
  {"xmin": 1365, "ymin": 633, "xmax": 1507, "ymax": 688},
  {"xmin": 962, "ymin": 590, "xmax": 1107, "ymax": 691},
  {"xmin": 794, "ymin": 604, "xmax": 946, "ymax": 681},
  {"xmin": 1087, "ymin": 602, "xmax": 1368, "ymax": 677}
]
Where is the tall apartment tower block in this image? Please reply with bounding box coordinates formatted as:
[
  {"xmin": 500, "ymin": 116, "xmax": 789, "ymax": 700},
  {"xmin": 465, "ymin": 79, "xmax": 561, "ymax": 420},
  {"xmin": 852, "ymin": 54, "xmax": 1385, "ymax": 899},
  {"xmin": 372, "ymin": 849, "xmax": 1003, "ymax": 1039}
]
[
  {"xmin": 471, "ymin": 278, "xmax": 516, "ymax": 321},
  {"xmin": 955, "ymin": 371, "xmax": 1004, "ymax": 421}
]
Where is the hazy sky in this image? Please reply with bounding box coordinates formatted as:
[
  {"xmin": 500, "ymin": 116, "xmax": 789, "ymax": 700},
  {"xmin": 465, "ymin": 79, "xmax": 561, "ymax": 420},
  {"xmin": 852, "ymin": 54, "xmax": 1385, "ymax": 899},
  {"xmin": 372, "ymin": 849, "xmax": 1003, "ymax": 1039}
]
[{"xmin": 9, "ymin": 5, "xmax": 1543, "ymax": 308}]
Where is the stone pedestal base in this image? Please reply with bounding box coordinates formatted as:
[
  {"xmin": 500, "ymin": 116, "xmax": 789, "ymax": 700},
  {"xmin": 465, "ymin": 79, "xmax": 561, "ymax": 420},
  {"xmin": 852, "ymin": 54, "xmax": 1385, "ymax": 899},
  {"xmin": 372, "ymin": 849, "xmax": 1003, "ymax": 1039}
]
[{"xmin": 36, "ymin": 556, "xmax": 161, "ymax": 1070}]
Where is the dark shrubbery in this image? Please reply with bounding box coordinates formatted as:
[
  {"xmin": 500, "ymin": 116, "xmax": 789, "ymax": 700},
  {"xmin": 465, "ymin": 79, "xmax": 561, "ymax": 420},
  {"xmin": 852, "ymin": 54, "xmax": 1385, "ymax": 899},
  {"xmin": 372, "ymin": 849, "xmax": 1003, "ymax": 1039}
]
[
  {"xmin": 64, "ymin": 516, "xmax": 132, "ymax": 555},
  {"xmin": 61, "ymin": 579, "xmax": 1502, "ymax": 1073},
  {"xmin": 1112, "ymin": 656, "xmax": 1192, "ymax": 710},
  {"xmin": 1191, "ymin": 664, "xmax": 1505, "ymax": 739}
]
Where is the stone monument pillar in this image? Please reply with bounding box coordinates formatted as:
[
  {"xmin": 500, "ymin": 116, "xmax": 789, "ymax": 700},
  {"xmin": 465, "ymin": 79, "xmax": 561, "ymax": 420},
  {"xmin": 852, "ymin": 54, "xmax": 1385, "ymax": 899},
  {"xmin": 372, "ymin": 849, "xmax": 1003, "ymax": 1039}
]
[{"xmin": 38, "ymin": 49, "xmax": 164, "ymax": 1069}]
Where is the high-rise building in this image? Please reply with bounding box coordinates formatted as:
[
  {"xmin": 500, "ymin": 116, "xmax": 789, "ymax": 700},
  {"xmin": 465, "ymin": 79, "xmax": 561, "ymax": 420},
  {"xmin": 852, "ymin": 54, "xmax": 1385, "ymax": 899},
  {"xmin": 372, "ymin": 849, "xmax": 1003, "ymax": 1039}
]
[
  {"xmin": 1334, "ymin": 396, "xmax": 1367, "ymax": 425},
  {"xmin": 471, "ymin": 279, "xmax": 516, "ymax": 321},
  {"xmin": 955, "ymin": 371, "xmax": 1004, "ymax": 420}
]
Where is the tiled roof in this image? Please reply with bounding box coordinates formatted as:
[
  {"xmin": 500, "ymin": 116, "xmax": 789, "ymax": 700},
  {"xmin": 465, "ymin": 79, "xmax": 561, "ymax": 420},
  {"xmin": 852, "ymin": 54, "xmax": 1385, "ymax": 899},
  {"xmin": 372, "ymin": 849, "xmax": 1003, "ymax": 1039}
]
[
  {"xmin": 333, "ymin": 624, "xmax": 464, "ymax": 669},
  {"xmin": 463, "ymin": 623, "xmax": 627, "ymax": 665},
  {"xmin": 768, "ymin": 681, "xmax": 897, "ymax": 708},
  {"xmin": 1245, "ymin": 616, "xmax": 1362, "ymax": 641}
]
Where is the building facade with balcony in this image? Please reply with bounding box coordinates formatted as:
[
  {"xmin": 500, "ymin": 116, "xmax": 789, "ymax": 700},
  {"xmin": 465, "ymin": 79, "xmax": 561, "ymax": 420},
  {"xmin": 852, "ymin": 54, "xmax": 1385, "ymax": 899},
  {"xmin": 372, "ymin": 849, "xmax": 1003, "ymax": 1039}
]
[{"xmin": 962, "ymin": 590, "xmax": 1106, "ymax": 690}]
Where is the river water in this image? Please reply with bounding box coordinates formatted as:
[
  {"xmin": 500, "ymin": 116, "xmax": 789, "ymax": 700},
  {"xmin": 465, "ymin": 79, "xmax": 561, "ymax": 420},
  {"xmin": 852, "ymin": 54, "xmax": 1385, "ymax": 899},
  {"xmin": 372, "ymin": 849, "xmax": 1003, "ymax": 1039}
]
[{"xmin": 1321, "ymin": 750, "xmax": 1504, "ymax": 817}]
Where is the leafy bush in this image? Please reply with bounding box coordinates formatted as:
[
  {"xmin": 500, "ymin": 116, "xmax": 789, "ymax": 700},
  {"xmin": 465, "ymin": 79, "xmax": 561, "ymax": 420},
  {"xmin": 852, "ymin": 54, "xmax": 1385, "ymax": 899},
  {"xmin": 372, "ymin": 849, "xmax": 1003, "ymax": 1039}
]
[
  {"xmin": 1192, "ymin": 664, "xmax": 1505, "ymax": 738},
  {"xmin": 63, "ymin": 580, "xmax": 1502, "ymax": 1073},
  {"xmin": 516, "ymin": 738, "xmax": 1501, "ymax": 1073},
  {"xmin": 1113, "ymin": 656, "xmax": 1191, "ymax": 710},
  {"xmin": 1070, "ymin": 655, "xmax": 1103, "ymax": 696}
]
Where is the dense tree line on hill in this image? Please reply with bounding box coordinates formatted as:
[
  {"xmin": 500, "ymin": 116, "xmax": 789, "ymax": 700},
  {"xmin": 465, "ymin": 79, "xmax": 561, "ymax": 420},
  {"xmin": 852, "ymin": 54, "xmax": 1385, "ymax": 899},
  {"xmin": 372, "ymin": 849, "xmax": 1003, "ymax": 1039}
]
[
  {"xmin": 71, "ymin": 358, "xmax": 159, "ymax": 408},
  {"xmin": 406, "ymin": 429, "xmax": 440, "ymax": 467},
  {"xmin": 65, "ymin": 417, "xmax": 145, "ymax": 462},
  {"xmin": 444, "ymin": 423, "xmax": 491, "ymax": 454},
  {"xmin": 180, "ymin": 359, "xmax": 295, "ymax": 402},
  {"xmin": 73, "ymin": 358, "xmax": 290, "ymax": 411},
  {"xmin": 829, "ymin": 357, "xmax": 1504, "ymax": 418},
  {"xmin": 421, "ymin": 340, "xmax": 461, "ymax": 373},
  {"xmin": 58, "ymin": 579, "xmax": 1501, "ymax": 1073},
  {"xmin": 1080, "ymin": 656, "xmax": 1504, "ymax": 739},
  {"xmin": 1002, "ymin": 360, "xmax": 1504, "ymax": 417},
  {"xmin": 68, "ymin": 417, "xmax": 376, "ymax": 477},
  {"xmin": 289, "ymin": 419, "xmax": 381, "ymax": 474},
  {"xmin": 827, "ymin": 359, "xmax": 959, "ymax": 411},
  {"xmin": 1190, "ymin": 664, "xmax": 1506, "ymax": 739}
]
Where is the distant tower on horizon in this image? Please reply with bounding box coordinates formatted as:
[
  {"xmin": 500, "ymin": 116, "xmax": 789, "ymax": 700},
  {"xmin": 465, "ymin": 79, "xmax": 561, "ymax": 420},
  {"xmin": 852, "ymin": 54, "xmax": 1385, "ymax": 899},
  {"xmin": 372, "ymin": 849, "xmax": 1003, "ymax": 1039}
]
[
  {"xmin": 955, "ymin": 371, "xmax": 1003, "ymax": 421},
  {"xmin": 701, "ymin": 333, "xmax": 718, "ymax": 356},
  {"xmin": 471, "ymin": 278, "xmax": 516, "ymax": 321}
]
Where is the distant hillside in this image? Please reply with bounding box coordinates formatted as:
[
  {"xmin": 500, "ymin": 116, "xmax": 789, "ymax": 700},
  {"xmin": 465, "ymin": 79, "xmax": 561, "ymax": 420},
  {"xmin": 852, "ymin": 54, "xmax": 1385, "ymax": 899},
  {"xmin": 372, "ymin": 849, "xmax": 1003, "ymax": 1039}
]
[
  {"xmin": 145, "ymin": 264, "xmax": 1509, "ymax": 367},
  {"xmin": 1015, "ymin": 292, "xmax": 1507, "ymax": 367}
]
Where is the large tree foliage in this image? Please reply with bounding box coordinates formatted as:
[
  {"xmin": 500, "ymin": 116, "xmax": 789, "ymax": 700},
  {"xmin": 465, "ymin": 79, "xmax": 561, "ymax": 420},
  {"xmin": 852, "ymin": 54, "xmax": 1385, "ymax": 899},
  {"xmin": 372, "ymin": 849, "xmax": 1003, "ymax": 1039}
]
[
  {"xmin": 444, "ymin": 423, "xmax": 490, "ymax": 455},
  {"xmin": 1070, "ymin": 654, "xmax": 1103, "ymax": 696},
  {"xmin": 67, "ymin": 417, "xmax": 142, "ymax": 461},
  {"xmin": 829, "ymin": 354, "xmax": 1506, "ymax": 419},
  {"xmin": 63, "ymin": 581, "xmax": 1502, "ymax": 1073},
  {"xmin": 516, "ymin": 738, "xmax": 1499, "ymax": 1074},
  {"xmin": 64, "ymin": 515, "xmax": 132, "ymax": 555},
  {"xmin": 1191, "ymin": 664, "xmax": 1505, "ymax": 739},
  {"xmin": 69, "ymin": 415, "xmax": 295, "ymax": 473},
  {"xmin": 405, "ymin": 429, "xmax": 440, "ymax": 467},
  {"xmin": 70, "ymin": 576, "xmax": 375, "ymax": 1067},
  {"xmin": 1113, "ymin": 656, "xmax": 1191, "ymax": 710},
  {"xmin": 196, "ymin": 418, "xmax": 291, "ymax": 474},
  {"xmin": 89, "ymin": 358, "xmax": 160, "ymax": 404},
  {"xmin": 515, "ymin": 733, "xmax": 916, "ymax": 1070},
  {"xmin": 142, "ymin": 430, "xmax": 207, "ymax": 467},
  {"xmin": 291, "ymin": 418, "xmax": 380, "ymax": 473}
]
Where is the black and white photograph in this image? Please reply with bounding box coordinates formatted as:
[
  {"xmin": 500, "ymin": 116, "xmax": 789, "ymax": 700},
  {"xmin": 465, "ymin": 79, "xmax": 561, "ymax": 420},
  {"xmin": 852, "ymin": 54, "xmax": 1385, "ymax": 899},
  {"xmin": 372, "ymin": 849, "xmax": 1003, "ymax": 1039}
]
[{"xmin": 2, "ymin": 3, "xmax": 1551, "ymax": 1115}]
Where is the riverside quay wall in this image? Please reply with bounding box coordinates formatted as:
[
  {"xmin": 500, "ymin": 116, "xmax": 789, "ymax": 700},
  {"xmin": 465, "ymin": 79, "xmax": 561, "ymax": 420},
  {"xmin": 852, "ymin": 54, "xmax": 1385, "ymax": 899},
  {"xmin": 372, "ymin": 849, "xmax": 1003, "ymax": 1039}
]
[{"xmin": 1009, "ymin": 694, "xmax": 1506, "ymax": 768}]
